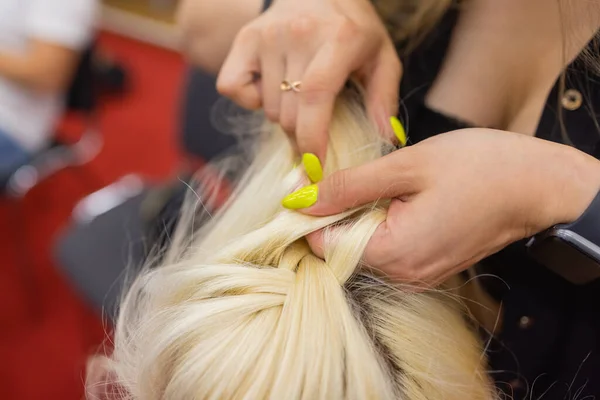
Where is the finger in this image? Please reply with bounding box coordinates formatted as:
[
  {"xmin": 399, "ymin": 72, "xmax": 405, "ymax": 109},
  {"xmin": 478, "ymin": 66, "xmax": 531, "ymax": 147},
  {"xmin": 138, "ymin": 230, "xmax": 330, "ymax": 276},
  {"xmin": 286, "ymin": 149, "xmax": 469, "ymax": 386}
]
[
  {"xmin": 362, "ymin": 47, "xmax": 402, "ymax": 139},
  {"xmin": 306, "ymin": 223, "xmax": 358, "ymax": 261},
  {"xmin": 278, "ymin": 16, "xmax": 317, "ymax": 137},
  {"xmin": 295, "ymin": 39, "xmax": 366, "ymax": 162},
  {"xmin": 295, "ymin": 149, "xmax": 420, "ymax": 216},
  {"xmin": 259, "ymin": 25, "xmax": 286, "ymax": 123},
  {"xmin": 279, "ymin": 52, "xmax": 309, "ymax": 136},
  {"xmin": 361, "ymin": 198, "xmax": 409, "ymax": 268},
  {"xmin": 308, "ymin": 223, "xmax": 437, "ymax": 291},
  {"xmin": 307, "ymin": 201, "xmax": 438, "ymax": 290},
  {"xmin": 216, "ymin": 26, "xmax": 262, "ymax": 110},
  {"xmin": 362, "ymin": 200, "xmax": 448, "ymax": 288},
  {"xmin": 306, "ymin": 229, "xmax": 325, "ymax": 259}
]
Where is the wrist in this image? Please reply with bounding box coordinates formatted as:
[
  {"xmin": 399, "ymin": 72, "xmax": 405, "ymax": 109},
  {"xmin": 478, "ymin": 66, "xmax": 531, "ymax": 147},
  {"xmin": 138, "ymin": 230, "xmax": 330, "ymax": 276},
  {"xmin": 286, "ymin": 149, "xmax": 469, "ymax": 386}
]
[{"xmin": 538, "ymin": 143, "xmax": 600, "ymax": 232}]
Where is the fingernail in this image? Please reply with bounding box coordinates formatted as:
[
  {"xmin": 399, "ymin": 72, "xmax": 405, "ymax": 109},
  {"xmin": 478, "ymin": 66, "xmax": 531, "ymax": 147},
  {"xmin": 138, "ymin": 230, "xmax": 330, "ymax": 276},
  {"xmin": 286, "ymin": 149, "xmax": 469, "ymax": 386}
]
[
  {"xmin": 302, "ymin": 153, "xmax": 323, "ymax": 183},
  {"xmin": 282, "ymin": 184, "xmax": 318, "ymax": 210},
  {"xmin": 390, "ymin": 116, "xmax": 407, "ymax": 147}
]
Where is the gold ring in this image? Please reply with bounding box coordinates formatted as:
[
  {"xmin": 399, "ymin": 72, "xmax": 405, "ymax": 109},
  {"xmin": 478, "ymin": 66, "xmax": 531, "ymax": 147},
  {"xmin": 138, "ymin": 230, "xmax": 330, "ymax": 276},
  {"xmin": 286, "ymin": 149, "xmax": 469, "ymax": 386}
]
[{"xmin": 280, "ymin": 80, "xmax": 301, "ymax": 92}]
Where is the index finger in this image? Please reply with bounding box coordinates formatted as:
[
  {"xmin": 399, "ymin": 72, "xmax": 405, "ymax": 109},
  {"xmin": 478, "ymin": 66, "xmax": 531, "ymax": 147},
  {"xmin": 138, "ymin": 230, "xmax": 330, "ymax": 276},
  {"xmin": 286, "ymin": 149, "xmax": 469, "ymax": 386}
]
[
  {"xmin": 295, "ymin": 40, "xmax": 366, "ymax": 162},
  {"xmin": 216, "ymin": 26, "xmax": 262, "ymax": 110}
]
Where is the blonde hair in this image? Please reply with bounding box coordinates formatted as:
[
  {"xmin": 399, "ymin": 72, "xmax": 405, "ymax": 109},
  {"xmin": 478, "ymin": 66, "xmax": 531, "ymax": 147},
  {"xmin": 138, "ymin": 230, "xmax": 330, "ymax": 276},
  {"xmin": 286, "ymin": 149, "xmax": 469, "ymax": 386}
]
[{"xmin": 88, "ymin": 89, "xmax": 496, "ymax": 400}]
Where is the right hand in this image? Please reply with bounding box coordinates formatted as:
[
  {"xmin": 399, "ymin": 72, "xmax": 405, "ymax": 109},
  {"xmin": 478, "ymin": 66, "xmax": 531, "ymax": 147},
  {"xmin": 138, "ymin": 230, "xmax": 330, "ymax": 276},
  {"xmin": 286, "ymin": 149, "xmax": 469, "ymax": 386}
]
[
  {"xmin": 288, "ymin": 128, "xmax": 600, "ymax": 287},
  {"xmin": 216, "ymin": 0, "xmax": 402, "ymax": 162}
]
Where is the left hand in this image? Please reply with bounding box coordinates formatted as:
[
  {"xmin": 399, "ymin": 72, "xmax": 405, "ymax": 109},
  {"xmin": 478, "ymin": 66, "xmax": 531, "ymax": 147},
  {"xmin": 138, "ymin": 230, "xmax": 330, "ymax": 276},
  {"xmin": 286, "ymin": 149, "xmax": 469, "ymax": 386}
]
[
  {"xmin": 289, "ymin": 128, "xmax": 600, "ymax": 287},
  {"xmin": 216, "ymin": 0, "xmax": 400, "ymax": 162}
]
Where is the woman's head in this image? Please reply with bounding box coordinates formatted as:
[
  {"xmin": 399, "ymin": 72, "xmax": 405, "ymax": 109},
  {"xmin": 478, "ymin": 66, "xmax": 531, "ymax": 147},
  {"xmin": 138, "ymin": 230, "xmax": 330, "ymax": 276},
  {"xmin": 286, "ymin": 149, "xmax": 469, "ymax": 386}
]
[{"xmin": 88, "ymin": 89, "xmax": 496, "ymax": 399}]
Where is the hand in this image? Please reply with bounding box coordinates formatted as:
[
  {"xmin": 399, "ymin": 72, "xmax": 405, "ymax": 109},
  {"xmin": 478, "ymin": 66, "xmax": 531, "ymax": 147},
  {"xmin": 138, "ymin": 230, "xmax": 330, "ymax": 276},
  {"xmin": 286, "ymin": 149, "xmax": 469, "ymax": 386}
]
[
  {"xmin": 216, "ymin": 0, "xmax": 401, "ymax": 162},
  {"xmin": 285, "ymin": 128, "xmax": 600, "ymax": 287}
]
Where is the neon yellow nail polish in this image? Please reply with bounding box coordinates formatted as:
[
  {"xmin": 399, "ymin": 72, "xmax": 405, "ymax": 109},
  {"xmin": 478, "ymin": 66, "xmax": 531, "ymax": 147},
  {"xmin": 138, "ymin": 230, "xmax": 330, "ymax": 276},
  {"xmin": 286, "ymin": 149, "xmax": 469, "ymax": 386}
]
[
  {"xmin": 302, "ymin": 153, "xmax": 323, "ymax": 183},
  {"xmin": 282, "ymin": 184, "xmax": 318, "ymax": 210},
  {"xmin": 390, "ymin": 116, "xmax": 407, "ymax": 147}
]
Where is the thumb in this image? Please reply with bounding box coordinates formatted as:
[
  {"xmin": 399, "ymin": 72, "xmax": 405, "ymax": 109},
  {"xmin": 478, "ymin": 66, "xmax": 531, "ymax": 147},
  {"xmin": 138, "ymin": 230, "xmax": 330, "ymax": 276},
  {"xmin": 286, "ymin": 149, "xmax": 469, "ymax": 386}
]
[{"xmin": 285, "ymin": 150, "xmax": 418, "ymax": 216}]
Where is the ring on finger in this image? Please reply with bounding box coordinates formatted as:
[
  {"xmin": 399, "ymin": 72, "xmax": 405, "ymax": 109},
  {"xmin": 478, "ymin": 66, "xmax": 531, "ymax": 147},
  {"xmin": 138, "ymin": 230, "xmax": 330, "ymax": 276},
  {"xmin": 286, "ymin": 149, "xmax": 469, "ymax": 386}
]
[{"xmin": 280, "ymin": 80, "xmax": 302, "ymax": 92}]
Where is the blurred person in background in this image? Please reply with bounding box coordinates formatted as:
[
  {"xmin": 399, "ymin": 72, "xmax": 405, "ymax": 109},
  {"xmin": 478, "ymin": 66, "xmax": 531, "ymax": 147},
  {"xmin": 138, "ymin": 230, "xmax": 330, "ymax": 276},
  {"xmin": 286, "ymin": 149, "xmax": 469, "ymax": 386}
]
[{"xmin": 0, "ymin": 0, "xmax": 97, "ymax": 183}]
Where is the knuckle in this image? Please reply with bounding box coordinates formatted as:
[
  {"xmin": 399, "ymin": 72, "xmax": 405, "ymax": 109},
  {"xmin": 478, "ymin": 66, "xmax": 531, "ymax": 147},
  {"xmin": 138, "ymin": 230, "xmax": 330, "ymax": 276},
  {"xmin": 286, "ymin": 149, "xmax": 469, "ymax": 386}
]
[
  {"xmin": 300, "ymin": 78, "xmax": 336, "ymax": 106},
  {"xmin": 335, "ymin": 18, "xmax": 361, "ymax": 43},
  {"xmin": 289, "ymin": 15, "xmax": 317, "ymax": 39},
  {"xmin": 237, "ymin": 24, "xmax": 258, "ymax": 43},
  {"xmin": 327, "ymin": 170, "xmax": 350, "ymax": 206},
  {"xmin": 215, "ymin": 76, "xmax": 234, "ymax": 97},
  {"xmin": 217, "ymin": 80, "xmax": 261, "ymax": 109},
  {"xmin": 261, "ymin": 22, "xmax": 283, "ymax": 44}
]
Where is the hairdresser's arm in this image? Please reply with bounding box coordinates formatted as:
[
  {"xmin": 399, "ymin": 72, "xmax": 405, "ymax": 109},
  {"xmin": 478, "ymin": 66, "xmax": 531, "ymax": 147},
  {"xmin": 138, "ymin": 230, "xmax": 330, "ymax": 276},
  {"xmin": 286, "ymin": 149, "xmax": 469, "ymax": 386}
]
[
  {"xmin": 289, "ymin": 128, "xmax": 600, "ymax": 286},
  {"xmin": 177, "ymin": 0, "xmax": 264, "ymax": 74},
  {"xmin": 0, "ymin": 40, "xmax": 80, "ymax": 93}
]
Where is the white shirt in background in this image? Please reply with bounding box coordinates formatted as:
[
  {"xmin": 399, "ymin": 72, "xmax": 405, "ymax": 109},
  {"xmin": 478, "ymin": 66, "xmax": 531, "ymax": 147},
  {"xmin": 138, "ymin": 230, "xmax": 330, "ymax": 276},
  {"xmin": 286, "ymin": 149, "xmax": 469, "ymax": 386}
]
[{"xmin": 0, "ymin": 0, "xmax": 97, "ymax": 152}]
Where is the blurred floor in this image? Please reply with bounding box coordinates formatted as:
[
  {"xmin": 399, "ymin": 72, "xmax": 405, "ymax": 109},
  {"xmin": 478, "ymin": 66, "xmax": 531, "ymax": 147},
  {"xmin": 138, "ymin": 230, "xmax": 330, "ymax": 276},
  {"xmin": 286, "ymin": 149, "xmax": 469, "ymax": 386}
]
[{"xmin": 0, "ymin": 31, "xmax": 184, "ymax": 399}]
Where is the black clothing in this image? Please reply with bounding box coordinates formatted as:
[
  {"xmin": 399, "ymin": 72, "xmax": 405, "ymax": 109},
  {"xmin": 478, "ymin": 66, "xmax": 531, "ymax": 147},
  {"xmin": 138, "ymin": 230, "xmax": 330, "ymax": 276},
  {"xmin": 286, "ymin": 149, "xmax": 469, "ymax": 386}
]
[{"xmin": 400, "ymin": 9, "xmax": 600, "ymax": 399}]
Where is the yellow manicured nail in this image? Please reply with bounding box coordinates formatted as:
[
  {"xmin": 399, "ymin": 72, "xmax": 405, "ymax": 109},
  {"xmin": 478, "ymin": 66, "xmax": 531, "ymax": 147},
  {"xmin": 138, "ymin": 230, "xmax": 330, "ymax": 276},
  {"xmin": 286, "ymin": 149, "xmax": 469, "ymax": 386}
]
[
  {"xmin": 390, "ymin": 116, "xmax": 407, "ymax": 147},
  {"xmin": 302, "ymin": 153, "xmax": 323, "ymax": 183},
  {"xmin": 282, "ymin": 184, "xmax": 318, "ymax": 210}
]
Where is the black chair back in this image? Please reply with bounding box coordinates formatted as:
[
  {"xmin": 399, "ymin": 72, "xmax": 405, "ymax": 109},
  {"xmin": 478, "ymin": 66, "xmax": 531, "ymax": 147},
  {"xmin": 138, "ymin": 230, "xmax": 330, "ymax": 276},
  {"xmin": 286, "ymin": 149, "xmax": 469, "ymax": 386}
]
[{"xmin": 65, "ymin": 43, "xmax": 97, "ymax": 113}]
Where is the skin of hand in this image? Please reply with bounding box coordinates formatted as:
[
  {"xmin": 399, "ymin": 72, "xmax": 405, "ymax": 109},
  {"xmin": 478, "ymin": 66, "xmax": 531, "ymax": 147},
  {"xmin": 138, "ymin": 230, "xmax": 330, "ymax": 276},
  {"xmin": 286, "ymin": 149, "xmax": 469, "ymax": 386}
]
[
  {"xmin": 0, "ymin": 39, "xmax": 80, "ymax": 93},
  {"xmin": 283, "ymin": 128, "xmax": 600, "ymax": 287},
  {"xmin": 216, "ymin": 0, "xmax": 402, "ymax": 164}
]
